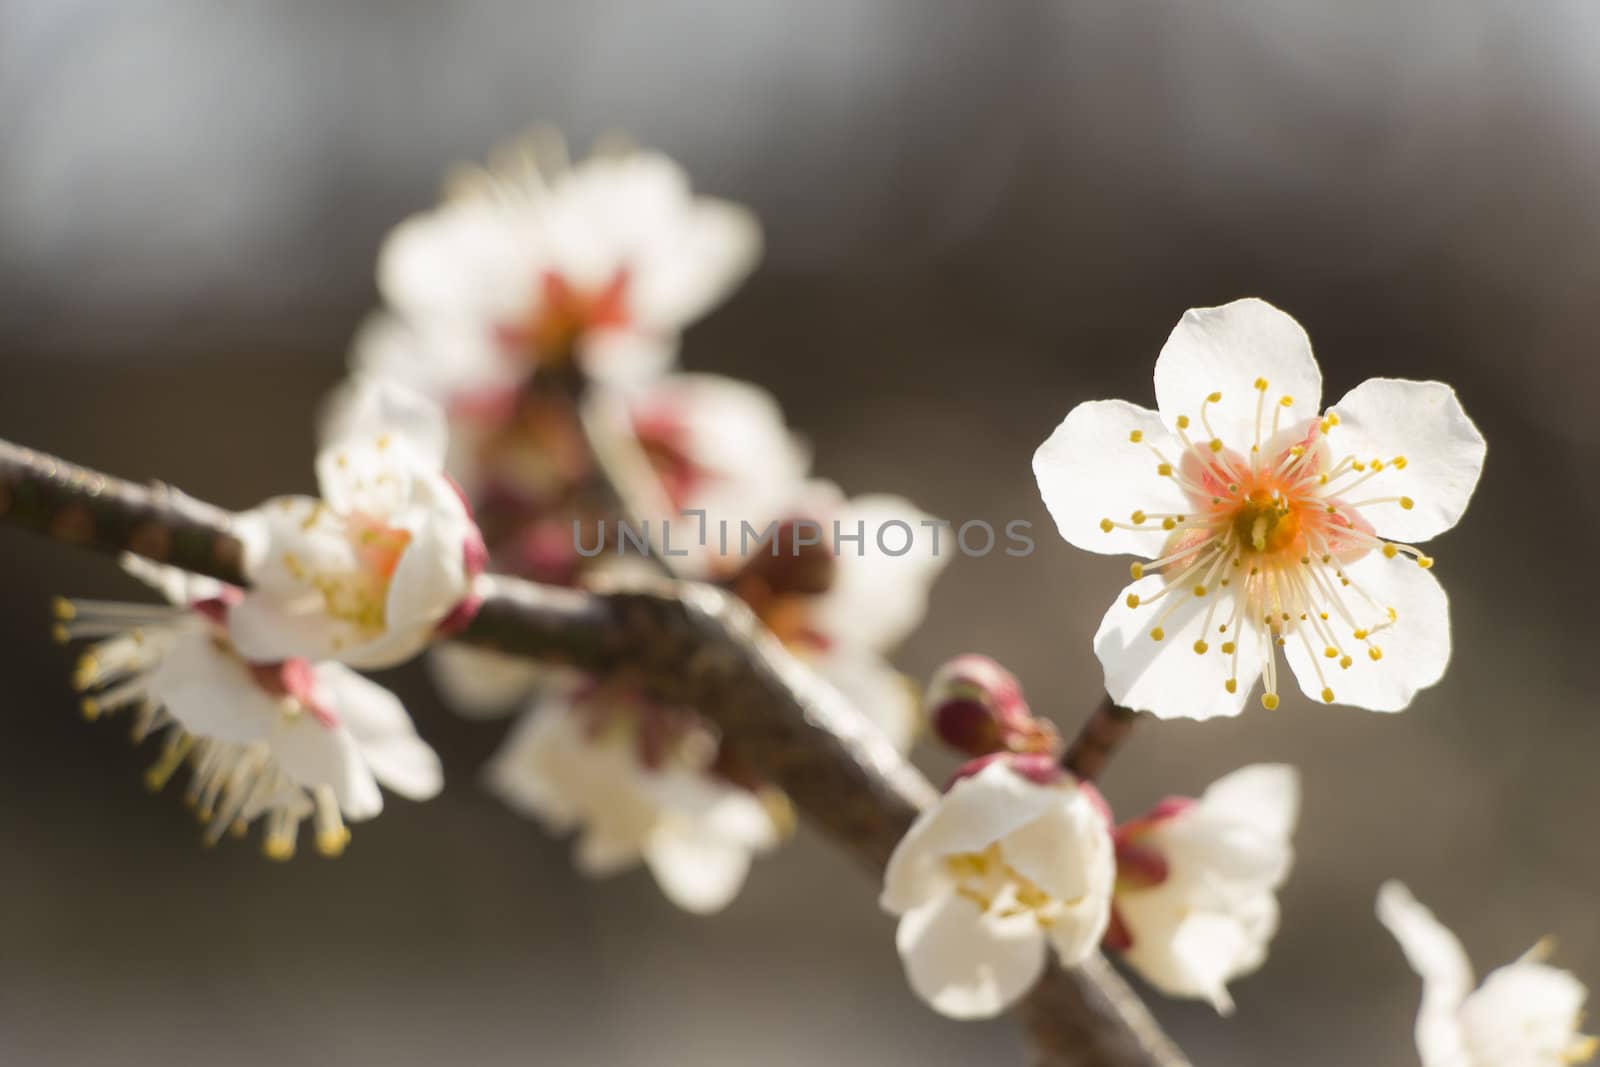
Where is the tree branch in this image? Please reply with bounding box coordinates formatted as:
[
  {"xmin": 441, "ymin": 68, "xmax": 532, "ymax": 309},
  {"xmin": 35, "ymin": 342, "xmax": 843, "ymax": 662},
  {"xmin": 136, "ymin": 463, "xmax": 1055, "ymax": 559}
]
[{"xmin": 0, "ymin": 435, "xmax": 1189, "ymax": 1067}]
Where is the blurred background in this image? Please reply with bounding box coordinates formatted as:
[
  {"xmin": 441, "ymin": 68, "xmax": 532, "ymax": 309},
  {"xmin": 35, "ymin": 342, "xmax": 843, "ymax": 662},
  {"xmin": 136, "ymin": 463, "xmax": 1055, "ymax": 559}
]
[{"xmin": 3, "ymin": 2, "xmax": 1599, "ymax": 1064}]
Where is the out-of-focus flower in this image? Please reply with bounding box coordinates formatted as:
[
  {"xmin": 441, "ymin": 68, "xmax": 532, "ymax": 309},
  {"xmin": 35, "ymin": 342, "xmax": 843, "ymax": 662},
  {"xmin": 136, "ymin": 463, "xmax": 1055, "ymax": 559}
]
[
  {"xmin": 55, "ymin": 558, "xmax": 442, "ymax": 859},
  {"xmin": 232, "ymin": 379, "xmax": 484, "ymax": 670},
  {"xmin": 1033, "ymin": 298, "xmax": 1486, "ymax": 720},
  {"xmin": 880, "ymin": 755, "xmax": 1115, "ymax": 1019},
  {"xmin": 484, "ymin": 679, "xmax": 789, "ymax": 914},
  {"xmin": 1109, "ymin": 764, "xmax": 1299, "ymax": 1014},
  {"xmin": 923, "ymin": 654, "xmax": 1057, "ymax": 757},
  {"xmin": 365, "ymin": 135, "xmax": 760, "ymax": 394},
  {"xmin": 721, "ymin": 486, "xmax": 949, "ymax": 750},
  {"xmin": 1378, "ymin": 881, "xmax": 1596, "ymax": 1067}
]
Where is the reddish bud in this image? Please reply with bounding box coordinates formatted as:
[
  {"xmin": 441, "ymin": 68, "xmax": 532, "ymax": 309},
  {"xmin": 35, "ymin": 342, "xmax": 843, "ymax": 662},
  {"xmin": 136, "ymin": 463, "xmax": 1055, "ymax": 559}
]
[
  {"xmin": 947, "ymin": 751, "xmax": 1069, "ymax": 789},
  {"xmin": 925, "ymin": 654, "xmax": 1059, "ymax": 758}
]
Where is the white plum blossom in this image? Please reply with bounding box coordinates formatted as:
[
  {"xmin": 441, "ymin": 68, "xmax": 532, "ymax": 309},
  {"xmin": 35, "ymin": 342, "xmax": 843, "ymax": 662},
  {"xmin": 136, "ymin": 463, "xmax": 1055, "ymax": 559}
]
[
  {"xmin": 485, "ymin": 680, "xmax": 788, "ymax": 914},
  {"xmin": 1378, "ymin": 882, "xmax": 1596, "ymax": 1067},
  {"xmin": 1110, "ymin": 764, "xmax": 1299, "ymax": 1014},
  {"xmin": 881, "ymin": 757, "xmax": 1115, "ymax": 1019},
  {"xmin": 232, "ymin": 378, "xmax": 484, "ymax": 671},
  {"xmin": 56, "ymin": 558, "xmax": 443, "ymax": 859},
  {"xmin": 1034, "ymin": 298, "xmax": 1486, "ymax": 719},
  {"xmin": 363, "ymin": 135, "xmax": 760, "ymax": 394}
]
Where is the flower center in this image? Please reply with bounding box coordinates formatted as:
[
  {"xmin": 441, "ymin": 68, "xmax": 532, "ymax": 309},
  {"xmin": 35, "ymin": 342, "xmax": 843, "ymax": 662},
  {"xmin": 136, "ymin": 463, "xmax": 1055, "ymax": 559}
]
[
  {"xmin": 946, "ymin": 842, "xmax": 1063, "ymax": 930},
  {"xmin": 1230, "ymin": 486, "xmax": 1302, "ymax": 556},
  {"xmin": 497, "ymin": 267, "xmax": 633, "ymax": 367}
]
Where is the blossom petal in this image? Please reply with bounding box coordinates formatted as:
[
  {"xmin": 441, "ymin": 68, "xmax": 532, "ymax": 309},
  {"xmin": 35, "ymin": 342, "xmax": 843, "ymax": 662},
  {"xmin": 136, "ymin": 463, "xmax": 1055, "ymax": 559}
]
[
  {"xmin": 881, "ymin": 761, "xmax": 1062, "ymax": 915},
  {"xmin": 377, "ymin": 201, "xmax": 533, "ymax": 324},
  {"xmin": 578, "ymin": 328, "xmax": 677, "ymax": 391},
  {"xmin": 1093, "ymin": 576, "xmax": 1265, "ymax": 721},
  {"xmin": 1326, "ymin": 378, "xmax": 1486, "ymax": 543},
  {"xmin": 1282, "ymin": 552, "xmax": 1449, "ymax": 713},
  {"xmin": 896, "ymin": 893, "xmax": 1048, "ymax": 1020},
  {"xmin": 815, "ymin": 649, "xmax": 918, "ymax": 753},
  {"xmin": 1153, "ymin": 299, "xmax": 1322, "ymax": 448},
  {"xmin": 316, "ymin": 663, "xmax": 443, "ymax": 802},
  {"xmin": 1377, "ymin": 881, "xmax": 1475, "ymax": 1067},
  {"xmin": 1033, "ymin": 400, "xmax": 1191, "ymax": 558},
  {"xmin": 1461, "ymin": 959, "xmax": 1589, "ymax": 1065},
  {"xmin": 269, "ymin": 715, "xmax": 384, "ymax": 821},
  {"xmin": 426, "ymin": 644, "xmax": 546, "ymax": 718},
  {"xmin": 1003, "ymin": 792, "xmax": 1115, "ymax": 912},
  {"xmin": 810, "ymin": 493, "xmax": 949, "ymax": 654},
  {"xmin": 319, "ymin": 376, "xmax": 451, "ymax": 469},
  {"xmin": 1199, "ymin": 764, "xmax": 1300, "ymax": 845},
  {"xmin": 148, "ymin": 626, "xmax": 278, "ymax": 744},
  {"xmin": 644, "ymin": 822, "xmax": 754, "ymax": 915}
]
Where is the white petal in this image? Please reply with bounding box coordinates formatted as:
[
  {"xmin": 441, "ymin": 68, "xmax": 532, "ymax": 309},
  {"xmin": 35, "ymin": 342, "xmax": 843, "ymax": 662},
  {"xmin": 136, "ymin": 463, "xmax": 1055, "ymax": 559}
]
[
  {"xmin": 1326, "ymin": 378, "xmax": 1486, "ymax": 543},
  {"xmin": 483, "ymin": 705, "xmax": 587, "ymax": 829},
  {"xmin": 1199, "ymin": 764, "xmax": 1300, "ymax": 845},
  {"xmin": 811, "ymin": 493, "xmax": 949, "ymax": 654},
  {"xmin": 426, "ymin": 643, "xmax": 546, "ymax": 718},
  {"xmin": 377, "ymin": 201, "xmax": 534, "ymax": 324},
  {"xmin": 119, "ymin": 555, "xmax": 226, "ymax": 606},
  {"xmin": 147, "ymin": 625, "xmax": 278, "ymax": 744},
  {"xmin": 1093, "ymin": 576, "xmax": 1264, "ymax": 721},
  {"xmin": 881, "ymin": 761, "xmax": 1062, "ymax": 915},
  {"xmin": 1002, "ymin": 790, "xmax": 1116, "ymax": 909},
  {"xmin": 385, "ymin": 486, "xmax": 471, "ymax": 628},
  {"xmin": 577, "ymin": 328, "xmax": 677, "ymax": 390},
  {"xmin": 814, "ymin": 650, "xmax": 918, "ymax": 753},
  {"xmin": 316, "ymin": 663, "xmax": 442, "ymax": 802},
  {"xmin": 644, "ymin": 822, "xmax": 754, "ymax": 915},
  {"xmin": 629, "ymin": 198, "xmax": 762, "ymax": 328},
  {"xmin": 319, "ymin": 376, "xmax": 451, "ymax": 469},
  {"xmin": 269, "ymin": 715, "xmax": 384, "ymax": 821},
  {"xmin": 1153, "ymin": 299, "xmax": 1323, "ymax": 447},
  {"xmin": 1283, "ymin": 552, "xmax": 1449, "ymax": 713},
  {"xmin": 1461, "ymin": 959, "xmax": 1589, "ymax": 1066},
  {"xmin": 896, "ymin": 893, "xmax": 1048, "ymax": 1020},
  {"xmin": 1377, "ymin": 881, "xmax": 1475, "ymax": 1067},
  {"xmin": 1033, "ymin": 400, "xmax": 1190, "ymax": 558}
]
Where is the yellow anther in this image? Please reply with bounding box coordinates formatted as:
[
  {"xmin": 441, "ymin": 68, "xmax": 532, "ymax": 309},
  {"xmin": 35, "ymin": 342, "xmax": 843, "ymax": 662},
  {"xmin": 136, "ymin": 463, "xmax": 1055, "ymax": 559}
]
[
  {"xmin": 52, "ymin": 597, "xmax": 76, "ymax": 620},
  {"xmin": 375, "ymin": 434, "xmax": 391, "ymax": 451},
  {"xmin": 1417, "ymin": 556, "xmax": 1434, "ymax": 569},
  {"xmin": 1353, "ymin": 629, "xmax": 1369, "ymax": 640},
  {"xmin": 1387, "ymin": 606, "xmax": 1398, "ymax": 621},
  {"xmin": 1254, "ymin": 377, "xmax": 1269, "ymax": 391},
  {"xmin": 1318, "ymin": 473, "xmax": 1329, "ymax": 484},
  {"xmin": 1192, "ymin": 585, "xmax": 1207, "ymax": 597},
  {"xmin": 1261, "ymin": 693, "xmax": 1280, "ymax": 710},
  {"xmin": 1193, "ymin": 640, "xmax": 1209, "ymax": 654},
  {"xmin": 316, "ymin": 828, "xmax": 352, "ymax": 859},
  {"xmin": 1162, "ymin": 517, "xmax": 1176, "ymax": 530},
  {"xmin": 1321, "ymin": 687, "xmax": 1335, "ymax": 704},
  {"xmin": 1225, "ymin": 679, "xmax": 1238, "ymax": 694},
  {"xmin": 1371, "ymin": 459, "xmax": 1385, "ymax": 471},
  {"xmin": 1339, "ymin": 655, "xmax": 1352, "ymax": 669},
  {"xmin": 263, "ymin": 837, "xmax": 296, "ymax": 862},
  {"xmin": 1368, "ymin": 646, "xmax": 1384, "ymax": 661},
  {"xmin": 1279, "ymin": 395, "xmax": 1293, "ymax": 407},
  {"xmin": 1208, "ymin": 438, "xmax": 1223, "ymax": 452},
  {"xmin": 51, "ymin": 624, "xmax": 70, "ymax": 644},
  {"xmin": 80, "ymin": 698, "xmax": 100, "ymax": 721},
  {"xmin": 1221, "ymin": 641, "xmax": 1236, "ymax": 655},
  {"xmin": 1353, "ymin": 461, "xmax": 1367, "ymax": 472},
  {"xmin": 1393, "ymin": 456, "xmax": 1408, "ymax": 469},
  {"xmin": 1326, "ymin": 412, "xmax": 1340, "ymax": 426},
  {"xmin": 1383, "ymin": 544, "xmax": 1399, "ymax": 559},
  {"xmin": 1129, "ymin": 429, "xmax": 1144, "ymax": 443},
  {"xmin": 1130, "ymin": 562, "xmax": 1144, "ymax": 580},
  {"xmin": 1126, "ymin": 594, "xmax": 1141, "ymax": 609},
  {"xmin": 1176, "ymin": 415, "xmax": 1191, "ymax": 429},
  {"xmin": 1323, "ymin": 646, "xmax": 1338, "ymax": 659},
  {"xmin": 1150, "ymin": 627, "xmax": 1165, "ymax": 642},
  {"xmin": 1399, "ymin": 497, "xmax": 1415, "ymax": 510},
  {"xmin": 1290, "ymin": 445, "xmax": 1305, "ymax": 457},
  {"xmin": 1100, "ymin": 518, "xmax": 1114, "ymax": 533},
  {"xmin": 1206, "ymin": 391, "xmax": 1222, "ymax": 403},
  {"xmin": 1157, "ymin": 462, "xmax": 1173, "ymax": 476},
  {"xmin": 1131, "ymin": 510, "xmax": 1147, "ymax": 525}
]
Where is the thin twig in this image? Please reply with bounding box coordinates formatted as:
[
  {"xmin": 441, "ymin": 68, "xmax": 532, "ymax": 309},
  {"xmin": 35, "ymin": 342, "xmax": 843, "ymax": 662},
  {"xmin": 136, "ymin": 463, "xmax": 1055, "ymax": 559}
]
[
  {"xmin": 1062, "ymin": 694, "xmax": 1141, "ymax": 784},
  {"xmin": 0, "ymin": 435, "xmax": 1189, "ymax": 1067}
]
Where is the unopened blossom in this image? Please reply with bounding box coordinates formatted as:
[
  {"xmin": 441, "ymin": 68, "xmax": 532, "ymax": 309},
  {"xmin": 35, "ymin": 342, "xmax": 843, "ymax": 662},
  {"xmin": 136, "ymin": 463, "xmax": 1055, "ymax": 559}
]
[
  {"xmin": 881, "ymin": 756, "xmax": 1115, "ymax": 1019},
  {"xmin": 1110, "ymin": 764, "xmax": 1299, "ymax": 1013},
  {"xmin": 232, "ymin": 378, "xmax": 485, "ymax": 670},
  {"xmin": 924, "ymin": 654, "xmax": 1058, "ymax": 757},
  {"xmin": 1378, "ymin": 881, "xmax": 1596, "ymax": 1067},
  {"xmin": 364, "ymin": 135, "xmax": 760, "ymax": 394},
  {"xmin": 56, "ymin": 558, "xmax": 442, "ymax": 859},
  {"xmin": 1034, "ymin": 298, "xmax": 1486, "ymax": 719},
  {"xmin": 485, "ymin": 680, "xmax": 789, "ymax": 915}
]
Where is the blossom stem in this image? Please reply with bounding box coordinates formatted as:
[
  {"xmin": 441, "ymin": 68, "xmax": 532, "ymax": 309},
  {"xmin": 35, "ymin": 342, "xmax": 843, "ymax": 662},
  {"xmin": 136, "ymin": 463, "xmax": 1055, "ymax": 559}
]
[
  {"xmin": 1061, "ymin": 694, "xmax": 1140, "ymax": 784},
  {"xmin": 0, "ymin": 433, "xmax": 1188, "ymax": 1067}
]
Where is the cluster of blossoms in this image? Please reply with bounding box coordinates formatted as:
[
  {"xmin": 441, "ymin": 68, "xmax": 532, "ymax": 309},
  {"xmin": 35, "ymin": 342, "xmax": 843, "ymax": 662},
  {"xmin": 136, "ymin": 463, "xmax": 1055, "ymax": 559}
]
[
  {"xmin": 341, "ymin": 132, "xmax": 946, "ymax": 910},
  {"xmin": 43, "ymin": 127, "xmax": 1590, "ymax": 1066}
]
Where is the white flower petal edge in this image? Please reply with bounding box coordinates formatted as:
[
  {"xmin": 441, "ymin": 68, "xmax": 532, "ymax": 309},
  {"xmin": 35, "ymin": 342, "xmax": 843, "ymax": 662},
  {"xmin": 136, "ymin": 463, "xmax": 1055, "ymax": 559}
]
[
  {"xmin": 233, "ymin": 379, "xmax": 480, "ymax": 670},
  {"xmin": 1034, "ymin": 297, "xmax": 1486, "ymax": 717},
  {"xmin": 1378, "ymin": 881, "xmax": 1596, "ymax": 1067},
  {"xmin": 881, "ymin": 760, "xmax": 1115, "ymax": 1019},
  {"xmin": 809, "ymin": 491, "xmax": 951, "ymax": 656},
  {"xmin": 484, "ymin": 685, "xmax": 785, "ymax": 915},
  {"xmin": 1114, "ymin": 765, "xmax": 1299, "ymax": 1013},
  {"xmin": 60, "ymin": 561, "xmax": 442, "ymax": 859}
]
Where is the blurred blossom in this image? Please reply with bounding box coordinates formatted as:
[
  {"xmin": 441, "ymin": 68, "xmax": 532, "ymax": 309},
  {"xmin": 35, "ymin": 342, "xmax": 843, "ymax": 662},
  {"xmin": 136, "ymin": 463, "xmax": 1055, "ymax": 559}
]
[
  {"xmin": 1034, "ymin": 298, "xmax": 1485, "ymax": 720},
  {"xmin": 1378, "ymin": 882, "xmax": 1596, "ymax": 1067},
  {"xmin": 1110, "ymin": 764, "xmax": 1299, "ymax": 1014},
  {"xmin": 57, "ymin": 557, "xmax": 442, "ymax": 860}
]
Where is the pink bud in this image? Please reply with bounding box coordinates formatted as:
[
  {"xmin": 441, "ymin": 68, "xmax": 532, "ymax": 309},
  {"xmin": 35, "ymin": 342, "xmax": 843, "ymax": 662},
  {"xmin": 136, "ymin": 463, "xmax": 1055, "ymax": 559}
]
[
  {"xmin": 947, "ymin": 751, "xmax": 1069, "ymax": 789},
  {"xmin": 925, "ymin": 654, "xmax": 1059, "ymax": 758}
]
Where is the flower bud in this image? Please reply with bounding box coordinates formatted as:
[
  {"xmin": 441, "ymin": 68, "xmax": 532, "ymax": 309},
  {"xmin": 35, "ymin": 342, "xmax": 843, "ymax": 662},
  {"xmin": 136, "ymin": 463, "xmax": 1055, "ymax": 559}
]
[
  {"xmin": 733, "ymin": 516, "xmax": 838, "ymax": 597},
  {"xmin": 925, "ymin": 654, "xmax": 1059, "ymax": 757}
]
